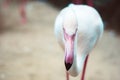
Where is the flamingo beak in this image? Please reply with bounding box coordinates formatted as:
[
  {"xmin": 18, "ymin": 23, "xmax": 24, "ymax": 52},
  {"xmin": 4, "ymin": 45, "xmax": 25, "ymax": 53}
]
[
  {"xmin": 63, "ymin": 29, "xmax": 76, "ymax": 71},
  {"xmin": 64, "ymin": 38, "xmax": 74, "ymax": 71}
]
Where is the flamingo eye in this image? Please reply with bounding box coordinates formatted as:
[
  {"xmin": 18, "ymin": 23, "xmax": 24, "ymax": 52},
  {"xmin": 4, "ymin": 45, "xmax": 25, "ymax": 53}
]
[{"xmin": 71, "ymin": 34, "xmax": 75, "ymax": 40}]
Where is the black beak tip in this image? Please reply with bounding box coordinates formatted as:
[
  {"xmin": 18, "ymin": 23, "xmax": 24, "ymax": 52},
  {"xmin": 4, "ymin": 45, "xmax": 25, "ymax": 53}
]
[{"xmin": 65, "ymin": 62, "xmax": 72, "ymax": 71}]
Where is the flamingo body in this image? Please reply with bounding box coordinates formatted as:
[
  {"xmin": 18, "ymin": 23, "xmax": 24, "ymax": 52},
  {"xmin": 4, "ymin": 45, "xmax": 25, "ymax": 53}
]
[{"xmin": 55, "ymin": 4, "xmax": 104, "ymax": 77}]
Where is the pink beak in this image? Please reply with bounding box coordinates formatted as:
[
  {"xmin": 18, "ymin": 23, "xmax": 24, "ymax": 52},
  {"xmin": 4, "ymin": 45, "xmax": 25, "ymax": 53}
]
[
  {"xmin": 63, "ymin": 28, "xmax": 76, "ymax": 71},
  {"xmin": 64, "ymin": 37, "xmax": 74, "ymax": 71}
]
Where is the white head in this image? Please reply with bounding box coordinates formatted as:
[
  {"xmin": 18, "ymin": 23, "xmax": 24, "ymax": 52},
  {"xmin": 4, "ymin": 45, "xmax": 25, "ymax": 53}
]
[
  {"xmin": 62, "ymin": 8, "xmax": 78, "ymax": 74},
  {"xmin": 63, "ymin": 8, "xmax": 78, "ymax": 35}
]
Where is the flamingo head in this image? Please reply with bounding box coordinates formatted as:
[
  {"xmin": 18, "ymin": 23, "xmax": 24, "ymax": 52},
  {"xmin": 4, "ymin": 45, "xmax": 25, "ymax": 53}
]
[{"xmin": 63, "ymin": 9, "xmax": 78, "ymax": 71}]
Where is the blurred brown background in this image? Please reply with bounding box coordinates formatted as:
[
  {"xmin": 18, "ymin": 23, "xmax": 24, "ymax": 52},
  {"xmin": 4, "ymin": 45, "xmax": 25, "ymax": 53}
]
[{"xmin": 0, "ymin": 0, "xmax": 120, "ymax": 80}]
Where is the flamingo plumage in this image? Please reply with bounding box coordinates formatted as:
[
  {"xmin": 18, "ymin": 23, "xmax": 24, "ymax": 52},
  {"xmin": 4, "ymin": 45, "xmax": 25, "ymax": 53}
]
[{"xmin": 54, "ymin": 4, "xmax": 104, "ymax": 80}]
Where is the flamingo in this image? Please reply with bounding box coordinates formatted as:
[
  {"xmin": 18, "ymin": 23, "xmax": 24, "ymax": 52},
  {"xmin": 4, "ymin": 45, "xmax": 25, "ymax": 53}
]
[
  {"xmin": 54, "ymin": 4, "xmax": 104, "ymax": 80},
  {"xmin": 20, "ymin": 0, "xmax": 28, "ymax": 24},
  {"xmin": 72, "ymin": 0, "xmax": 93, "ymax": 6},
  {"xmin": 2, "ymin": 0, "xmax": 27, "ymax": 24}
]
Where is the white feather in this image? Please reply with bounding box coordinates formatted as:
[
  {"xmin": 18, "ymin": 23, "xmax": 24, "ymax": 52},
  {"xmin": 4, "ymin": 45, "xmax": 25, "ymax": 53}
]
[{"xmin": 55, "ymin": 4, "xmax": 104, "ymax": 76}]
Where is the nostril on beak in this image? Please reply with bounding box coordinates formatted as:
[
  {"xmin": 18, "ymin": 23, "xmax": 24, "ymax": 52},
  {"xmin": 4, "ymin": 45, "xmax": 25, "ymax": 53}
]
[{"xmin": 65, "ymin": 62, "xmax": 72, "ymax": 71}]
